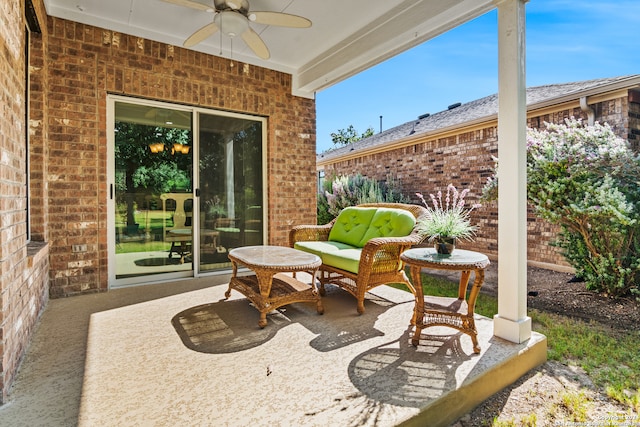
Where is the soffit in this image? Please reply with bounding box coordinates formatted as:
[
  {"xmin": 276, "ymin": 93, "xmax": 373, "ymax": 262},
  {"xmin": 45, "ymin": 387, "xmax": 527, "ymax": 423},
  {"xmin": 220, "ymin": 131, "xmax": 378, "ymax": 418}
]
[{"xmin": 43, "ymin": 0, "xmax": 495, "ymax": 98}]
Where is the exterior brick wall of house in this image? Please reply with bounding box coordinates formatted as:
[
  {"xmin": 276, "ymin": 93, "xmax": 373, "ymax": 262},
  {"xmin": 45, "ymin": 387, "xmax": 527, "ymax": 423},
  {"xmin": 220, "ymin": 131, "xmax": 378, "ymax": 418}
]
[
  {"xmin": 0, "ymin": 0, "xmax": 50, "ymax": 403},
  {"xmin": 320, "ymin": 97, "xmax": 634, "ymax": 271},
  {"xmin": 41, "ymin": 17, "xmax": 317, "ymax": 296}
]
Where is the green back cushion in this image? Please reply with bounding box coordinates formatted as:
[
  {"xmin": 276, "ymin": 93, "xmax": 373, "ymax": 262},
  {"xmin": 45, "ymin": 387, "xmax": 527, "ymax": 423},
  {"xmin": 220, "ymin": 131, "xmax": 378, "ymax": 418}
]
[
  {"xmin": 358, "ymin": 208, "xmax": 416, "ymax": 246},
  {"xmin": 328, "ymin": 207, "xmax": 377, "ymax": 247}
]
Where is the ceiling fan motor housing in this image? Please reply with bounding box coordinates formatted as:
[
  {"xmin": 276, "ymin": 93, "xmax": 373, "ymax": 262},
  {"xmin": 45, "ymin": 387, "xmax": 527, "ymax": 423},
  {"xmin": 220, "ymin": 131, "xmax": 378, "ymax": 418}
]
[
  {"xmin": 169, "ymin": 0, "xmax": 311, "ymax": 60},
  {"xmin": 214, "ymin": 0, "xmax": 250, "ymax": 15}
]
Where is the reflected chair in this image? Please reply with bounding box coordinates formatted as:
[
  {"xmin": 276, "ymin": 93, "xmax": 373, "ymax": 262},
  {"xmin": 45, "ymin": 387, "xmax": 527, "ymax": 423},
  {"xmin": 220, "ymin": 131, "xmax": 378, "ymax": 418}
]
[{"xmin": 160, "ymin": 193, "xmax": 193, "ymax": 263}]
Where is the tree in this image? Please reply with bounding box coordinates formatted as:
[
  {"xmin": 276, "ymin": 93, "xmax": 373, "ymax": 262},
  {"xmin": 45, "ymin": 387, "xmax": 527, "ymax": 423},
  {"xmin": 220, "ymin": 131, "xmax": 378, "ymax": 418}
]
[
  {"xmin": 330, "ymin": 125, "xmax": 374, "ymax": 146},
  {"xmin": 483, "ymin": 118, "xmax": 640, "ymax": 298},
  {"xmin": 115, "ymin": 122, "xmax": 192, "ymax": 227}
]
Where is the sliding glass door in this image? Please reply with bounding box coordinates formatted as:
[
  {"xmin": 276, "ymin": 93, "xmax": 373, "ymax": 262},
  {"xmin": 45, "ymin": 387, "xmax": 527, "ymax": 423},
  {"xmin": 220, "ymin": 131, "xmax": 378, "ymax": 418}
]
[
  {"xmin": 108, "ymin": 96, "xmax": 265, "ymax": 287},
  {"xmin": 197, "ymin": 112, "xmax": 264, "ymax": 273}
]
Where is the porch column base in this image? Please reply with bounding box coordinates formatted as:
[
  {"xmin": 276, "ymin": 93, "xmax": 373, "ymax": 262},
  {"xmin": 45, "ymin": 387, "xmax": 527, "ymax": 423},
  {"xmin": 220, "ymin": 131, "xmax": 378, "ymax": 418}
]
[{"xmin": 493, "ymin": 314, "xmax": 532, "ymax": 344}]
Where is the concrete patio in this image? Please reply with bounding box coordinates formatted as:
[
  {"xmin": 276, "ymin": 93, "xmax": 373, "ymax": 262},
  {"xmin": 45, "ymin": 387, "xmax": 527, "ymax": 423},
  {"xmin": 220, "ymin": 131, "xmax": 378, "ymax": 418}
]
[{"xmin": 0, "ymin": 273, "xmax": 545, "ymax": 427}]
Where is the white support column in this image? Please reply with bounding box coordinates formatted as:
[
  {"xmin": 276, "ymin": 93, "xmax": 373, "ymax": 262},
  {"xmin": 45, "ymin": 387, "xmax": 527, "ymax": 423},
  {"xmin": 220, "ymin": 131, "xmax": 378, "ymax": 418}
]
[
  {"xmin": 225, "ymin": 137, "xmax": 235, "ymax": 220},
  {"xmin": 493, "ymin": 0, "xmax": 532, "ymax": 343}
]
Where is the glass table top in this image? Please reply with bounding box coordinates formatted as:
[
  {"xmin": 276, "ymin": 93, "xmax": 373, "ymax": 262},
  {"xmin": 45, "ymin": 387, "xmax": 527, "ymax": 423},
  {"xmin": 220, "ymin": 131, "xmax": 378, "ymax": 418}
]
[{"xmin": 402, "ymin": 247, "xmax": 490, "ymax": 267}]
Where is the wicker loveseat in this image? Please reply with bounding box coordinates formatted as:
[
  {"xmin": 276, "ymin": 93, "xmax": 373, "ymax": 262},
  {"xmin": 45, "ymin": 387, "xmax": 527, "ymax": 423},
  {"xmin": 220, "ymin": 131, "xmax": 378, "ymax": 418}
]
[{"xmin": 289, "ymin": 203, "xmax": 428, "ymax": 314}]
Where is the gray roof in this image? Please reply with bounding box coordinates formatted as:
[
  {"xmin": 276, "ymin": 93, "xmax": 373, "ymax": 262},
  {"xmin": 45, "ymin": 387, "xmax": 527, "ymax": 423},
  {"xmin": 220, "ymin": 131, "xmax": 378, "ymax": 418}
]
[{"xmin": 318, "ymin": 75, "xmax": 640, "ymax": 161}]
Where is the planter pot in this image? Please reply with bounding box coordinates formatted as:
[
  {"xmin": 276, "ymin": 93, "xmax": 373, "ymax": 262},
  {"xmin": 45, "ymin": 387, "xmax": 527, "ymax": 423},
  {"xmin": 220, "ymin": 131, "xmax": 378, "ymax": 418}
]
[{"xmin": 434, "ymin": 237, "xmax": 456, "ymax": 255}]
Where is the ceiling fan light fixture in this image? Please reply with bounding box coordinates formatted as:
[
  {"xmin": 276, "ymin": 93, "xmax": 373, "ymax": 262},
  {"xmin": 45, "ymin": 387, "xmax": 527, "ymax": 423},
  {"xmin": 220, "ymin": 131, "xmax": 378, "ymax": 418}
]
[
  {"xmin": 149, "ymin": 142, "xmax": 165, "ymax": 153},
  {"xmin": 215, "ymin": 10, "xmax": 248, "ymax": 37},
  {"xmin": 172, "ymin": 143, "xmax": 190, "ymax": 155},
  {"xmin": 175, "ymin": 0, "xmax": 310, "ymax": 60}
]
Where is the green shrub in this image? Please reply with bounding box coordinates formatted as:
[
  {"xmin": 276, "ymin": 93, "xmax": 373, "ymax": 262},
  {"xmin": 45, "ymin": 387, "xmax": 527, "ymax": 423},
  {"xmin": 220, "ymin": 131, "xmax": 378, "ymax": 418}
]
[
  {"xmin": 483, "ymin": 118, "xmax": 640, "ymax": 298},
  {"xmin": 317, "ymin": 173, "xmax": 409, "ymax": 224},
  {"xmin": 317, "ymin": 192, "xmax": 333, "ymax": 225}
]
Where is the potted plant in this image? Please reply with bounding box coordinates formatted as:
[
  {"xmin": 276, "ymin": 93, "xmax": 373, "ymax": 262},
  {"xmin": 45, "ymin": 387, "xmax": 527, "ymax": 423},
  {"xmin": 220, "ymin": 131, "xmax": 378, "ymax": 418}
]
[
  {"xmin": 204, "ymin": 196, "xmax": 226, "ymax": 227},
  {"xmin": 416, "ymin": 184, "xmax": 481, "ymax": 255}
]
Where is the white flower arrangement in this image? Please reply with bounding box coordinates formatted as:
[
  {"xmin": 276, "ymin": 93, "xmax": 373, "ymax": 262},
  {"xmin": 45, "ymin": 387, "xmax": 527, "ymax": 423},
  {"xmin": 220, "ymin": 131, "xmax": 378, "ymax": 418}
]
[{"xmin": 416, "ymin": 184, "xmax": 481, "ymax": 242}]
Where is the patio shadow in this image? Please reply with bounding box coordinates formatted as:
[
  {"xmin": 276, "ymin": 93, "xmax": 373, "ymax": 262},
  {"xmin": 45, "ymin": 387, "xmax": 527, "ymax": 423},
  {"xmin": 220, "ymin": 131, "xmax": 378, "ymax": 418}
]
[
  {"xmin": 171, "ymin": 284, "xmax": 399, "ymax": 354},
  {"xmin": 171, "ymin": 299, "xmax": 289, "ymax": 353},
  {"xmin": 347, "ymin": 329, "xmax": 472, "ymax": 409}
]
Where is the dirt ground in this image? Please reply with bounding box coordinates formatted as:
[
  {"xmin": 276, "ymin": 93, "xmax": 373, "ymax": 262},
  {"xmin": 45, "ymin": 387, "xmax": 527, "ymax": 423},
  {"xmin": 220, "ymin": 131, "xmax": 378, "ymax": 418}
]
[
  {"xmin": 430, "ymin": 263, "xmax": 640, "ymax": 426},
  {"xmin": 481, "ymin": 264, "xmax": 640, "ymax": 327}
]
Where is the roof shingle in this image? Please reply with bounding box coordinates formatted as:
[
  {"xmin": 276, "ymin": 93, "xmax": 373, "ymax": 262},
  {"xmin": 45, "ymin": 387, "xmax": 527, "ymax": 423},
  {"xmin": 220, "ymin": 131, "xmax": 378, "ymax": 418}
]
[{"xmin": 318, "ymin": 75, "xmax": 640, "ymax": 161}]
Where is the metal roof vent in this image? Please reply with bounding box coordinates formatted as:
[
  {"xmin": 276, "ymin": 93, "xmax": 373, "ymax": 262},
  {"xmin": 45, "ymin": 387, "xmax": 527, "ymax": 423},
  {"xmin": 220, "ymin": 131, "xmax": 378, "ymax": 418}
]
[
  {"xmin": 448, "ymin": 102, "xmax": 462, "ymax": 110},
  {"xmin": 418, "ymin": 113, "xmax": 430, "ymax": 119}
]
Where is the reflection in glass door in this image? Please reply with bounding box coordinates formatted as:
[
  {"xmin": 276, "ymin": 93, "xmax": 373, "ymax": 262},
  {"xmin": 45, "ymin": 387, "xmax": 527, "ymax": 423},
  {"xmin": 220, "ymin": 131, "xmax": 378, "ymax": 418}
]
[
  {"xmin": 113, "ymin": 101, "xmax": 193, "ymax": 281},
  {"xmin": 197, "ymin": 112, "xmax": 264, "ymax": 273},
  {"xmin": 109, "ymin": 97, "xmax": 266, "ymax": 287}
]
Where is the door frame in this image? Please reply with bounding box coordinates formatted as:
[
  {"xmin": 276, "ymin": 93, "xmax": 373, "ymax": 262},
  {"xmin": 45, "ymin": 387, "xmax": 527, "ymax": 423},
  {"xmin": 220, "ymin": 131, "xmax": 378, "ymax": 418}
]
[{"xmin": 106, "ymin": 95, "xmax": 268, "ymax": 289}]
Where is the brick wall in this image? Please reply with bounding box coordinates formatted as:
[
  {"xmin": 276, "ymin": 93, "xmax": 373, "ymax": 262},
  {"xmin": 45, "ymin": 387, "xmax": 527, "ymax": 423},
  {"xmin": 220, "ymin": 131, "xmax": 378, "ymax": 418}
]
[
  {"xmin": 41, "ymin": 17, "xmax": 317, "ymax": 296},
  {"xmin": 0, "ymin": 0, "xmax": 50, "ymax": 403},
  {"xmin": 321, "ymin": 99, "xmax": 634, "ymax": 271}
]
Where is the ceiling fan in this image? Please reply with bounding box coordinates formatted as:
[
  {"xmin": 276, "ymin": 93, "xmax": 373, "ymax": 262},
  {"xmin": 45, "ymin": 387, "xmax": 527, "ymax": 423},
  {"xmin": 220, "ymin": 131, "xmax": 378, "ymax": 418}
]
[{"xmin": 162, "ymin": 0, "xmax": 312, "ymax": 60}]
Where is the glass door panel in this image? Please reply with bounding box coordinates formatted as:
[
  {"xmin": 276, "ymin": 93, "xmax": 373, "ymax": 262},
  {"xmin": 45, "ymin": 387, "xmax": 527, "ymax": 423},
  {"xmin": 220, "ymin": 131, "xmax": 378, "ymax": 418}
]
[
  {"xmin": 198, "ymin": 112, "xmax": 264, "ymax": 273},
  {"xmin": 113, "ymin": 102, "xmax": 193, "ymax": 280},
  {"xmin": 109, "ymin": 97, "xmax": 266, "ymax": 287}
]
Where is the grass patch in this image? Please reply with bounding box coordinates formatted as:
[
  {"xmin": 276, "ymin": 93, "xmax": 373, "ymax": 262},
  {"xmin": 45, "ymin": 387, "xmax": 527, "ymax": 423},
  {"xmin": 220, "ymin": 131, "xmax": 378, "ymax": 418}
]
[
  {"xmin": 117, "ymin": 241, "xmax": 171, "ymax": 254},
  {"xmin": 394, "ymin": 271, "xmax": 640, "ymax": 412},
  {"xmin": 116, "ymin": 210, "xmax": 173, "ymax": 254},
  {"xmin": 492, "ymin": 413, "xmax": 537, "ymax": 427},
  {"xmin": 532, "ymin": 309, "xmax": 640, "ymax": 411},
  {"xmin": 556, "ymin": 390, "xmax": 591, "ymax": 422}
]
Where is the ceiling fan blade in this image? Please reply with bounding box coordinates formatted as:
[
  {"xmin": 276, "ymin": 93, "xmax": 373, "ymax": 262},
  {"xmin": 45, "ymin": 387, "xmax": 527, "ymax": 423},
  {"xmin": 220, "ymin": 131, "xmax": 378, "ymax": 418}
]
[
  {"xmin": 241, "ymin": 28, "xmax": 270, "ymax": 59},
  {"xmin": 160, "ymin": 0, "xmax": 214, "ymax": 12},
  {"xmin": 251, "ymin": 11, "xmax": 311, "ymax": 28},
  {"xmin": 184, "ymin": 22, "xmax": 220, "ymax": 47}
]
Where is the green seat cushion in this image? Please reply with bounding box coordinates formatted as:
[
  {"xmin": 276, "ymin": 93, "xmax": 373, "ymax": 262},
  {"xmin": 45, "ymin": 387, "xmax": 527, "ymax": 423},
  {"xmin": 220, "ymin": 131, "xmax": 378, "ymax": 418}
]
[
  {"xmin": 328, "ymin": 207, "xmax": 377, "ymax": 247},
  {"xmin": 322, "ymin": 249, "xmax": 362, "ymax": 274},
  {"xmin": 294, "ymin": 240, "xmax": 354, "ymax": 258},
  {"xmin": 294, "ymin": 241, "xmax": 361, "ymax": 273},
  {"xmin": 358, "ymin": 208, "xmax": 416, "ymax": 246}
]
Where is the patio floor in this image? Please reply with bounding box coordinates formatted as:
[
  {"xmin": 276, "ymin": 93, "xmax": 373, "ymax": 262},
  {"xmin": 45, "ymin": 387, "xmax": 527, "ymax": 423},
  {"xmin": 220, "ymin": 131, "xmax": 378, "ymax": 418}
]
[{"xmin": 0, "ymin": 273, "xmax": 546, "ymax": 427}]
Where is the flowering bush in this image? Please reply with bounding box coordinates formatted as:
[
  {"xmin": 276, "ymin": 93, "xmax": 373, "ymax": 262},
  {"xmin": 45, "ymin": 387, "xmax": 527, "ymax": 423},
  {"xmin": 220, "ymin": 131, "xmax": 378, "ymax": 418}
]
[
  {"xmin": 317, "ymin": 173, "xmax": 408, "ymax": 224},
  {"xmin": 483, "ymin": 117, "xmax": 640, "ymax": 298},
  {"xmin": 416, "ymin": 184, "xmax": 481, "ymax": 242}
]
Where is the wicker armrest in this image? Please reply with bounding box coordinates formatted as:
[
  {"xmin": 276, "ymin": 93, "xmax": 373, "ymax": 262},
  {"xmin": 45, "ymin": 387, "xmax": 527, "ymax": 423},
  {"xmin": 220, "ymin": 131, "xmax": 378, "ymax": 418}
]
[
  {"xmin": 358, "ymin": 235, "xmax": 423, "ymax": 274},
  {"xmin": 289, "ymin": 223, "xmax": 333, "ymax": 247}
]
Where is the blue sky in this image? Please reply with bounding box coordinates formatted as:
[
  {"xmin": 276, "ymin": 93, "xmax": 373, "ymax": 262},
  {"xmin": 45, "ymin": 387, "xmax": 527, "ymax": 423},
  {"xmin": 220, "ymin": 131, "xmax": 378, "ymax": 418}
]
[{"xmin": 315, "ymin": 0, "xmax": 640, "ymax": 153}]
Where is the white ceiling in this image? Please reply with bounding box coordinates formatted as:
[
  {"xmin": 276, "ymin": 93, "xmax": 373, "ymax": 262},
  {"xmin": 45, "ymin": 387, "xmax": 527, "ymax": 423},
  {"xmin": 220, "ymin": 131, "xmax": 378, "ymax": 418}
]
[{"xmin": 43, "ymin": 0, "xmax": 495, "ymax": 98}]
